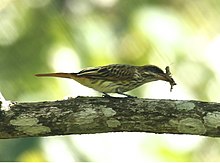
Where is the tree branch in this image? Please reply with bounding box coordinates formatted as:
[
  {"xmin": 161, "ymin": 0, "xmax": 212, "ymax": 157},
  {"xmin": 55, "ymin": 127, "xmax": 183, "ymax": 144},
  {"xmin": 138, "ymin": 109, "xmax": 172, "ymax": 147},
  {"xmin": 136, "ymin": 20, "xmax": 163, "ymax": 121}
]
[{"xmin": 1, "ymin": 96, "xmax": 220, "ymax": 139}]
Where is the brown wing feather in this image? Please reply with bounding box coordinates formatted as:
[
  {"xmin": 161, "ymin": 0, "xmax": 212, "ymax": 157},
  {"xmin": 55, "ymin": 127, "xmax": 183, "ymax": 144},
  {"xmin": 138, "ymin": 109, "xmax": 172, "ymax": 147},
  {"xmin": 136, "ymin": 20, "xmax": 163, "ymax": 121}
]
[{"xmin": 76, "ymin": 64, "xmax": 136, "ymax": 81}]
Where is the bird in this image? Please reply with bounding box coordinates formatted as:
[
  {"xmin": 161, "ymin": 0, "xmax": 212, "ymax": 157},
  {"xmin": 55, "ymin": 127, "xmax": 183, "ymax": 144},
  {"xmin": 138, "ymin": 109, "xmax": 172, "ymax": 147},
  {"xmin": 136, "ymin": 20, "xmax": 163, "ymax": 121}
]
[{"xmin": 35, "ymin": 64, "xmax": 176, "ymax": 97}]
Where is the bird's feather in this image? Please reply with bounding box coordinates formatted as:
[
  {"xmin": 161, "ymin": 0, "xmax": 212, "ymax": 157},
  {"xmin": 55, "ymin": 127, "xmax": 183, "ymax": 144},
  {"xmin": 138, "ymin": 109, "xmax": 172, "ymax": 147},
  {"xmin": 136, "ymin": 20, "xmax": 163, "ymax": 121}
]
[{"xmin": 77, "ymin": 64, "xmax": 136, "ymax": 81}]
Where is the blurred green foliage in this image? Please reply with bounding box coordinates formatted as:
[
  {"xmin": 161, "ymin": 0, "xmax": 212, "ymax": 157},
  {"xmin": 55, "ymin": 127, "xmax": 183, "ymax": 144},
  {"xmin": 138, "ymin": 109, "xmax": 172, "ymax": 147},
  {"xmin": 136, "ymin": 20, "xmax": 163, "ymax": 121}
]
[{"xmin": 1, "ymin": 0, "xmax": 220, "ymax": 161}]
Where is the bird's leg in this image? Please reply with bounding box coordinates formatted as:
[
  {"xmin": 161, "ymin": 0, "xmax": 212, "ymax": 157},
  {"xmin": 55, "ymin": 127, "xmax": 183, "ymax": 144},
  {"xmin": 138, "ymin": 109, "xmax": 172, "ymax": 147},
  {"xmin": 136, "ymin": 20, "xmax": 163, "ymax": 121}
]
[
  {"xmin": 102, "ymin": 92, "xmax": 113, "ymax": 98},
  {"xmin": 116, "ymin": 92, "xmax": 137, "ymax": 98},
  {"xmin": 115, "ymin": 88, "xmax": 137, "ymax": 98}
]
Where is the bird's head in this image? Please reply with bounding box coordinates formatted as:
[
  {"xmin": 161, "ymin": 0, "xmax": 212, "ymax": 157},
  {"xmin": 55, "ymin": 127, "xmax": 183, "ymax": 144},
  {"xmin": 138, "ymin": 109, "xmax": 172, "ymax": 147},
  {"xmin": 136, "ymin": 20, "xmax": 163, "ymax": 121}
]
[{"xmin": 141, "ymin": 65, "xmax": 177, "ymax": 91}]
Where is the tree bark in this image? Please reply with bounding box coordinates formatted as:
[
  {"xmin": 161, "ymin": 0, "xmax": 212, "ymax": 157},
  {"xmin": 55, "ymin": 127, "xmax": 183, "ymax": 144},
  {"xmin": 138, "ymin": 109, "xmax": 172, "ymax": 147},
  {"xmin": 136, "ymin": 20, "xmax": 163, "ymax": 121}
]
[{"xmin": 1, "ymin": 97, "xmax": 220, "ymax": 139}]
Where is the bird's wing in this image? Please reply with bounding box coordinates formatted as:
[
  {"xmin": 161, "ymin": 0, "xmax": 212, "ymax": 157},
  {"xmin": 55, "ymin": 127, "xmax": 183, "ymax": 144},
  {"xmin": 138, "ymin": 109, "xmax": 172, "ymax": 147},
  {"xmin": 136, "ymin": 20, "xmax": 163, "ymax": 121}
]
[{"xmin": 76, "ymin": 64, "xmax": 136, "ymax": 81}]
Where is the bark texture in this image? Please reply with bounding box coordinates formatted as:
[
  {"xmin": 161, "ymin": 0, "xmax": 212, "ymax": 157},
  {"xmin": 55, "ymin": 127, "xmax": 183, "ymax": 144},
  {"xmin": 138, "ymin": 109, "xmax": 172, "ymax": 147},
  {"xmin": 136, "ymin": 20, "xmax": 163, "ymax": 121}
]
[{"xmin": 1, "ymin": 97, "xmax": 220, "ymax": 139}]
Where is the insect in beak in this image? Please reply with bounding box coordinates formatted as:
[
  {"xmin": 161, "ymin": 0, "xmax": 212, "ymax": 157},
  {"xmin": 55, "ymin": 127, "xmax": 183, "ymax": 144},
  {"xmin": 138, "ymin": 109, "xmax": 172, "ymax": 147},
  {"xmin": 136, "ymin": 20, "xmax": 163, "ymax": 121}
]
[{"xmin": 164, "ymin": 66, "xmax": 176, "ymax": 92}]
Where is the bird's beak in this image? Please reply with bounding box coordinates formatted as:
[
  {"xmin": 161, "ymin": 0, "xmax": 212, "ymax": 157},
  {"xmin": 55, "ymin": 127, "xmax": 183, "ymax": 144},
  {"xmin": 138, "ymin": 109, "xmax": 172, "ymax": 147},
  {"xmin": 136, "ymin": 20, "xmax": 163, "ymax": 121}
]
[
  {"xmin": 158, "ymin": 74, "xmax": 167, "ymax": 81},
  {"xmin": 159, "ymin": 73, "xmax": 176, "ymax": 84},
  {"xmin": 155, "ymin": 73, "xmax": 177, "ymax": 92},
  {"xmin": 154, "ymin": 73, "xmax": 169, "ymax": 81}
]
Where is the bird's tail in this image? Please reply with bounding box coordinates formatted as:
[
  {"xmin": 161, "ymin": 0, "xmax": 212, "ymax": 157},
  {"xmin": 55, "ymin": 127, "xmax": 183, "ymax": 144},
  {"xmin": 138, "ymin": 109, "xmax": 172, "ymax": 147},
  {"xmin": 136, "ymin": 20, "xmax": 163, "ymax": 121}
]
[{"xmin": 35, "ymin": 73, "xmax": 76, "ymax": 79}]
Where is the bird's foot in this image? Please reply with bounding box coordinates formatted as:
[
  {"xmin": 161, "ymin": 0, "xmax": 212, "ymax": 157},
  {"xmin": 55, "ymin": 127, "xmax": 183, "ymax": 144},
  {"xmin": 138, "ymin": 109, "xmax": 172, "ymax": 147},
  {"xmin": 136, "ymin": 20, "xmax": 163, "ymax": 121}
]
[
  {"xmin": 102, "ymin": 92, "xmax": 137, "ymax": 98},
  {"xmin": 102, "ymin": 92, "xmax": 114, "ymax": 98},
  {"xmin": 117, "ymin": 92, "xmax": 137, "ymax": 98}
]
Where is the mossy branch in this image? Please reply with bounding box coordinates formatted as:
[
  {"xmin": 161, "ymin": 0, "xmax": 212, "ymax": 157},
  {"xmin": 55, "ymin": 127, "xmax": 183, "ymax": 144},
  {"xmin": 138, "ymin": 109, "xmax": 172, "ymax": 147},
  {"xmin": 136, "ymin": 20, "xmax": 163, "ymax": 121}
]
[{"xmin": 1, "ymin": 96, "xmax": 220, "ymax": 139}]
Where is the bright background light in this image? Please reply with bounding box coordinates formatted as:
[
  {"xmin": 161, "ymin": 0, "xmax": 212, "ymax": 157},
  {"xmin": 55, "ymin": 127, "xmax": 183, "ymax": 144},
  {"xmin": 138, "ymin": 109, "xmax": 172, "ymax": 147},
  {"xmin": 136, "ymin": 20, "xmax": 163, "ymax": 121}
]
[{"xmin": 1, "ymin": 0, "xmax": 220, "ymax": 162}]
